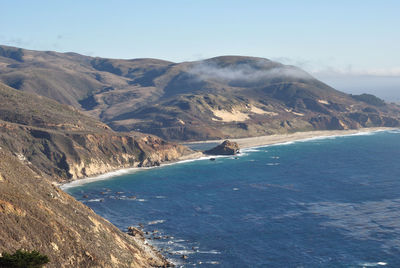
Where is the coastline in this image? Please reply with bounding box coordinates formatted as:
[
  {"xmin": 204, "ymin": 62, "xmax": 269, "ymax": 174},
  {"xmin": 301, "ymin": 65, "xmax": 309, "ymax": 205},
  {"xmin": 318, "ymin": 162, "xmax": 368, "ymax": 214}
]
[
  {"xmin": 59, "ymin": 126, "xmax": 398, "ymax": 266},
  {"xmin": 60, "ymin": 127, "xmax": 396, "ymax": 190},
  {"xmin": 214, "ymin": 127, "xmax": 397, "ymax": 149}
]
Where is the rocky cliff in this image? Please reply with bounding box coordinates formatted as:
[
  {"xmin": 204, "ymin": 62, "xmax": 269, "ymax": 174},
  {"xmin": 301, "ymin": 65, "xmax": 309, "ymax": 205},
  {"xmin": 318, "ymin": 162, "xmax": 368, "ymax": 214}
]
[
  {"xmin": 0, "ymin": 82, "xmax": 191, "ymax": 182},
  {"xmin": 0, "ymin": 121, "xmax": 189, "ymax": 182},
  {"xmin": 0, "ymin": 82, "xmax": 191, "ymax": 266},
  {"xmin": 204, "ymin": 140, "xmax": 240, "ymax": 155},
  {"xmin": 0, "ymin": 149, "xmax": 169, "ymax": 267}
]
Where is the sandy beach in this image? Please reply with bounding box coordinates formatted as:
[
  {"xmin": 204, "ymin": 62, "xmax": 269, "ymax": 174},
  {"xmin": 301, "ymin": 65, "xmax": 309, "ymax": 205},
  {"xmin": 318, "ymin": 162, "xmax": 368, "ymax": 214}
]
[
  {"xmin": 184, "ymin": 127, "xmax": 397, "ymax": 149},
  {"xmin": 61, "ymin": 127, "xmax": 397, "ymax": 189}
]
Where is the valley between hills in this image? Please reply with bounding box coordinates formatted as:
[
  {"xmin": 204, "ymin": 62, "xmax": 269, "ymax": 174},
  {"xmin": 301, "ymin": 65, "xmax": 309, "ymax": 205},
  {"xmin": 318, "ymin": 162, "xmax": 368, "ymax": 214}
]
[
  {"xmin": 0, "ymin": 45, "xmax": 399, "ymax": 267},
  {"xmin": 1, "ymin": 45, "xmax": 399, "ymax": 141}
]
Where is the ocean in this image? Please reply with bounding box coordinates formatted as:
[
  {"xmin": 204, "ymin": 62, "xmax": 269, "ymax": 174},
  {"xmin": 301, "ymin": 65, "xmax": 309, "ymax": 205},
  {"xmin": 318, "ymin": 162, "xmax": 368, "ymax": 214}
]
[{"xmin": 65, "ymin": 129, "xmax": 400, "ymax": 267}]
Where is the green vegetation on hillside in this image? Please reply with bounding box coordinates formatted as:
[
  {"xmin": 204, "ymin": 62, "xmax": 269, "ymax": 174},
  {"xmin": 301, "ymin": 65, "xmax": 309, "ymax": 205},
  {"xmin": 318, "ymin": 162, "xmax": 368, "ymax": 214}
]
[
  {"xmin": 0, "ymin": 83, "xmax": 183, "ymax": 267},
  {"xmin": 0, "ymin": 250, "xmax": 49, "ymax": 268},
  {"xmin": 351, "ymin": 93, "xmax": 386, "ymax": 107},
  {"xmin": 0, "ymin": 46, "xmax": 24, "ymax": 62}
]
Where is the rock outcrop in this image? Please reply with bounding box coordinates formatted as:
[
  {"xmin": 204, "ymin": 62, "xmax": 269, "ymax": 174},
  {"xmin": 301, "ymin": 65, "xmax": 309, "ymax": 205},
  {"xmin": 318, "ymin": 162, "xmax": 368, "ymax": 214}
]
[
  {"xmin": 0, "ymin": 150, "xmax": 170, "ymax": 267},
  {"xmin": 204, "ymin": 140, "xmax": 240, "ymax": 155},
  {"xmin": 0, "ymin": 82, "xmax": 190, "ymax": 266},
  {"xmin": 0, "ymin": 122, "xmax": 190, "ymax": 182},
  {"xmin": 0, "ymin": 83, "xmax": 192, "ymax": 182}
]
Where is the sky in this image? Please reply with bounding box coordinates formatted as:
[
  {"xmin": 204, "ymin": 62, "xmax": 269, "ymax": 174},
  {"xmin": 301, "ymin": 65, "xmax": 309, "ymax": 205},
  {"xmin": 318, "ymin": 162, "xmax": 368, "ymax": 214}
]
[{"xmin": 1, "ymin": 0, "xmax": 399, "ymax": 100}]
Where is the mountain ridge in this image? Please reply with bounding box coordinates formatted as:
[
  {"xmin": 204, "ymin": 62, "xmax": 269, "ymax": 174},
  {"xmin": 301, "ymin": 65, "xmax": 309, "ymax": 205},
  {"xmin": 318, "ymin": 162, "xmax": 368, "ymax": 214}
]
[
  {"xmin": 0, "ymin": 81, "xmax": 196, "ymax": 266},
  {"xmin": 1, "ymin": 44, "xmax": 399, "ymax": 141},
  {"xmin": 0, "ymin": 82, "xmax": 191, "ymax": 182}
]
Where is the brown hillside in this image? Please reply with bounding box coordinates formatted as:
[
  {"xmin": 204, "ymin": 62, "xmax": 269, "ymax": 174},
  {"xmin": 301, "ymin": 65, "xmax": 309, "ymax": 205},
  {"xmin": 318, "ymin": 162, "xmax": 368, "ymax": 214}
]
[{"xmin": 1, "ymin": 45, "xmax": 399, "ymax": 141}]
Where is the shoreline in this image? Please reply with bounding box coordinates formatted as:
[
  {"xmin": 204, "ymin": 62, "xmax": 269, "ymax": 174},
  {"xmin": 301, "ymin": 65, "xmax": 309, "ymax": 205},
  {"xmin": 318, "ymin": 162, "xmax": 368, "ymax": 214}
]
[
  {"xmin": 59, "ymin": 126, "xmax": 399, "ymax": 266},
  {"xmin": 60, "ymin": 127, "xmax": 397, "ymax": 190},
  {"xmin": 197, "ymin": 127, "xmax": 397, "ymax": 149}
]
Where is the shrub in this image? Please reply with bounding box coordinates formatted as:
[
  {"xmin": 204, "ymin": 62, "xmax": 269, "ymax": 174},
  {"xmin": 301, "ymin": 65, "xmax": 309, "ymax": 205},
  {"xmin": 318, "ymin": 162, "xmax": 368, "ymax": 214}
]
[
  {"xmin": 351, "ymin": 93, "xmax": 386, "ymax": 107},
  {"xmin": 0, "ymin": 249, "xmax": 49, "ymax": 268}
]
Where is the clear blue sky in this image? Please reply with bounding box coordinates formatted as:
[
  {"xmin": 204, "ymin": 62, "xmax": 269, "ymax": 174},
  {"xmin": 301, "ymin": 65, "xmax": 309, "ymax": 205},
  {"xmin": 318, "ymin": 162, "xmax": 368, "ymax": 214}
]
[{"xmin": 1, "ymin": 0, "xmax": 400, "ymax": 99}]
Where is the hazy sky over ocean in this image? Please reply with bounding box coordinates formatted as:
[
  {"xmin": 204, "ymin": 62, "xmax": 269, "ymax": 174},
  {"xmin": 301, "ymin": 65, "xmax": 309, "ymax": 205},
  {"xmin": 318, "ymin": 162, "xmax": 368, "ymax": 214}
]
[{"xmin": 1, "ymin": 0, "xmax": 399, "ymax": 100}]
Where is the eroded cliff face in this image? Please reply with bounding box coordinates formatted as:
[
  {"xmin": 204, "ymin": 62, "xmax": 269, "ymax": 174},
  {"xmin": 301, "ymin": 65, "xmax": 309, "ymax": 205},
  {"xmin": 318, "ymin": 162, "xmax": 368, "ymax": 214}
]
[
  {"xmin": 0, "ymin": 83, "xmax": 192, "ymax": 266},
  {"xmin": 0, "ymin": 121, "xmax": 191, "ymax": 182},
  {"xmin": 66, "ymin": 134, "xmax": 189, "ymax": 179},
  {"xmin": 0, "ymin": 149, "xmax": 170, "ymax": 267},
  {"xmin": 0, "ymin": 82, "xmax": 192, "ymax": 182}
]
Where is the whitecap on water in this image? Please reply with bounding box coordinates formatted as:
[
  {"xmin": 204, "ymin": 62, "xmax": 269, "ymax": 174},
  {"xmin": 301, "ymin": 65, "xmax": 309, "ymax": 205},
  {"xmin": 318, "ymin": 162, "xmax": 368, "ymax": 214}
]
[
  {"xmin": 359, "ymin": 261, "xmax": 387, "ymax": 266},
  {"xmin": 205, "ymin": 261, "xmax": 220, "ymax": 265},
  {"xmin": 198, "ymin": 250, "xmax": 221, "ymax": 254},
  {"xmin": 86, "ymin": 198, "xmax": 103, "ymax": 202},
  {"xmin": 387, "ymin": 129, "xmax": 400, "ymax": 134},
  {"xmin": 172, "ymin": 250, "xmax": 196, "ymax": 255},
  {"xmin": 241, "ymin": 148, "xmax": 260, "ymax": 153},
  {"xmin": 148, "ymin": 219, "xmax": 166, "ymax": 225}
]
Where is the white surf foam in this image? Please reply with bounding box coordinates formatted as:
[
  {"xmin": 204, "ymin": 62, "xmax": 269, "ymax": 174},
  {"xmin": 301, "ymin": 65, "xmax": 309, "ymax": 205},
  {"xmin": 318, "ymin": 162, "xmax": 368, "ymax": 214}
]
[
  {"xmin": 172, "ymin": 250, "xmax": 196, "ymax": 255},
  {"xmin": 86, "ymin": 198, "xmax": 103, "ymax": 202},
  {"xmin": 61, "ymin": 154, "xmax": 233, "ymax": 190},
  {"xmin": 198, "ymin": 250, "xmax": 221, "ymax": 254},
  {"xmin": 60, "ymin": 167, "xmax": 142, "ymax": 190},
  {"xmin": 61, "ymin": 129, "xmax": 397, "ymax": 190},
  {"xmin": 148, "ymin": 219, "xmax": 166, "ymax": 225},
  {"xmin": 360, "ymin": 261, "xmax": 387, "ymax": 266},
  {"xmin": 249, "ymin": 129, "xmax": 394, "ymax": 150},
  {"xmin": 241, "ymin": 148, "xmax": 261, "ymax": 153}
]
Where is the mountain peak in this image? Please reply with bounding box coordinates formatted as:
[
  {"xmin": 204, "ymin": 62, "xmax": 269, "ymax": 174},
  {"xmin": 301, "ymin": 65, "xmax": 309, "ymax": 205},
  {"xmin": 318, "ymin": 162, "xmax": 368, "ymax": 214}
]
[{"xmin": 1, "ymin": 45, "xmax": 399, "ymax": 141}]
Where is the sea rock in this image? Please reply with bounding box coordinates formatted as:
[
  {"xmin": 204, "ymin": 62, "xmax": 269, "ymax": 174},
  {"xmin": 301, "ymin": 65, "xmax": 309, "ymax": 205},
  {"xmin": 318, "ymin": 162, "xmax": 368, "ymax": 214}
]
[
  {"xmin": 0, "ymin": 150, "xmax": 170, "ymax": 268},
  {"xmin": 127, "ymin": 226, "xmax": 145, "ymax": 238},
  {"xmin": 204, "ymin": 140, "xmax": 240, "ymax": 155}
]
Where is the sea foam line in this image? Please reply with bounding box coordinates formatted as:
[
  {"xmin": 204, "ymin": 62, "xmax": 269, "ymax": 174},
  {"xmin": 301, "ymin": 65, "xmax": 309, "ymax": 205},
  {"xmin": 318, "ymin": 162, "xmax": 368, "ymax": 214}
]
[
  {"xmin": 60, "ymin": 168, "xmax": 141, "ymax": 190},
  {"xmin": 252, "ymin": 128, "xmax": 395, "ymax": 150},
  {"xmin": 60, "ymin": 154, "xmax": 231, "ymax": 190}
]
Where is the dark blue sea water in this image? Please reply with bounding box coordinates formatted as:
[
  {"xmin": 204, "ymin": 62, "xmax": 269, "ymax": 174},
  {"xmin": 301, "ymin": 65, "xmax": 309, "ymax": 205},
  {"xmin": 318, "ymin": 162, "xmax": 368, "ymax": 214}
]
[{"xmin": 65, "ymin": 130, "xmax": 400, "ymax": 267}]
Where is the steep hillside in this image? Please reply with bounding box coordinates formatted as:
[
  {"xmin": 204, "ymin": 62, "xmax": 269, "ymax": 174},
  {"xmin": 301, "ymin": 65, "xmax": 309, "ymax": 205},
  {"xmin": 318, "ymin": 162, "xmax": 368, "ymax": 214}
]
[
  {"xmin": 1, "ymin": 45, "xmax": 399, "ymax": 141},
  {"xmin": 0, "ymin": 149, "xmax": 169, "ymax": 267},
  {"xmin": 0, "ymin": 82, "xmax": 191, "ymax": 182},
  {"xmin": 0, "ymin": 82, "xmax": 194, "ymax": 266}
]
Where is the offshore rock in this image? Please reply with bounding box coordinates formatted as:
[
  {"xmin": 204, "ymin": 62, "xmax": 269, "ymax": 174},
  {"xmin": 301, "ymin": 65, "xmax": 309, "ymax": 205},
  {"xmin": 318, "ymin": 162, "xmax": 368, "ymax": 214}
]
[
  {"xmin": 0, "ymin": 83, "xmax": 192, "ymax": 182},
  {"xmin": 0, "ymin": 82, "xmax": 184, "ymax": 267},
  {"xmin": 205, "ymin": 140, "xmax": 240, "ymax": 155}
]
